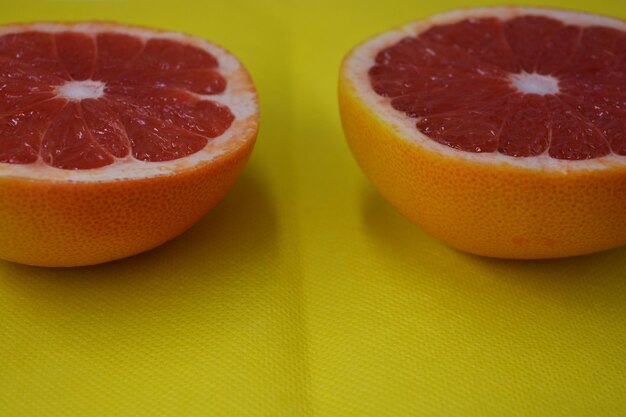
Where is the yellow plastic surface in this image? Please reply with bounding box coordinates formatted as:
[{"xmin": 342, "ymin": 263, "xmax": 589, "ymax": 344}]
[{"xmin": 1, "ymin": 1, "xmax": 626, "ymax": 416}]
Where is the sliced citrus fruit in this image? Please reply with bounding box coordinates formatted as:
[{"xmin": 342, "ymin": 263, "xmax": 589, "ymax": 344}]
[
  {"xmin": 339, "ymin": 7, "xmax": 626, "ymax": 259},
  {"xmin": 0, "ymin": 22, "xmax": 258, "ymax": 267}
]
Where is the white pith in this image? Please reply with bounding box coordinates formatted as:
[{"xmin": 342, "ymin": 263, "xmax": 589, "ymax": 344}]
[
  {"xmin": 0, "ymin": 22, "xmax": 258, "ymax": 182},
  {"xmin": 509, "ymin": 72, "xmax": 560, "ymax": 96},
  {"xmin": 344, "ymin": 7, "xmax": 626, "ymax": 172},
  {"xmin": 56, "ymin": 80, "xmax": 105, "ymax": 100}
]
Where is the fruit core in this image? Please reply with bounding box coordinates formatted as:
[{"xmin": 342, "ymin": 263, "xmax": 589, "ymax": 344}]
[
  {"xmin": 509, "ymin": 73, "xmax": 560, "ymax": 96},
  {"xmin": 56, "ymin": 80, "xmax": 105, "ymax": 100}
]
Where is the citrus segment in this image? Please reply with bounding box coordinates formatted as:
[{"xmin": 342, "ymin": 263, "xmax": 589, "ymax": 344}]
[
  {"xmin": 92, "ymin": 33, "xmax": 144, "ymax": 79},
  {"xmin": 497, "ymin": 95, "xmax": 550, "ymax": 157},
  {"xmin": 56, "ymin": 32, "xmax": 97, "ymax": 80},
  {"xmin": 41, "ymin": 101, "xmax": 111, "ymax": 169},
  {"xmin": 81, "ymin": 97, "xmax": 130, "ymax": 158},
  {"xmin": 0, "ymin": 99, "xmax": 65, "ymax": 164},
  {"xmin": 0, "ymin": 32, "xmax": 68, "ymax": 77},
  {"xmin": 502, "ymin": 16, "xmax": 581, "ymax": 74},
  {"xmin": 340, "ymin": 7, "xmax": 626, "ymax": 258},
  {"xmin": 546, "ymin": 96, "xmax": 610, "ymax": 160}
]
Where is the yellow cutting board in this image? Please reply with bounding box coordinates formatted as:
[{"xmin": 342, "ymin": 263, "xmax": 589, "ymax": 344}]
[{"xmin": 1, "ymin": 0, "xmax": 625, "ymax": 416}]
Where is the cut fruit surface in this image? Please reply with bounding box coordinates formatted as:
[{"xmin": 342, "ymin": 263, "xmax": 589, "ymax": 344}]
[
  {"xmin": 0, "ymin": 22, "xmax": 257, "ymax": 180},
  {"xmin": 0, "ymin": 22, "xmax": 258, "ymax": 266},
  {"xmin": 339, "ymin": 7, "xmax": 626, "ymax": 259},
  {"xmin": 369, "ymin": 13, "xmax": 625, "ymax": 160}
]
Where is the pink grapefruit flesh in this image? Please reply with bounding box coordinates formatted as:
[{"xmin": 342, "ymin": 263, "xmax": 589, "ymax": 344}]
[
  {"xmin": 369, "ymin": 14, "xmax": 626, "ymax": 160},
  {"xmin": 0, "ymin": 30, "xmax": 236, "ymax": 169}
]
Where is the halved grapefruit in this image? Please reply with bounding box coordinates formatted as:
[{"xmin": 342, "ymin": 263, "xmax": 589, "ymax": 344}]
[
  {"xmin": 339, "ymin": 7, "xmax": 626, "ymax": 259},
  {"xmin": 0, "ymin": 22, "xmax": 258, "ymax": 267}
]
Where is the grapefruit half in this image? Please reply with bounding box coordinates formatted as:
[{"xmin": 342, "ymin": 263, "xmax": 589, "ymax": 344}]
[
  {"xmin": 0, "ymin": 22, "xmax": 258, "ymax": 267},
  {"xmin": 339, "ymin": 7, "xmax": 626, "ymax": 259}
]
